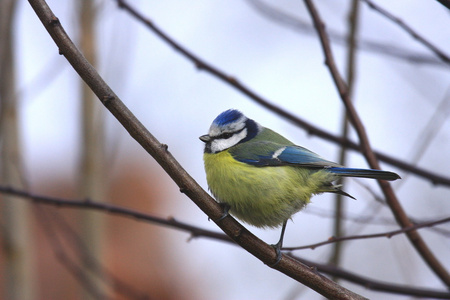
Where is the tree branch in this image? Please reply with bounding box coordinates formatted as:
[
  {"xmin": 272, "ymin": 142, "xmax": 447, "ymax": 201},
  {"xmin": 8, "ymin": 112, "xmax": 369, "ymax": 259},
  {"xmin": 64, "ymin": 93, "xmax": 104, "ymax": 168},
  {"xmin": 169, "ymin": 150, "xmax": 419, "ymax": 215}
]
[
  {"xmin": 435, "ymin": 0, "xmax": 450, "ymax": 10},
  {"xmin": 244, "ymin": 0, "xmax": 447, "ymax": 67},
  {"xmin": 286, "ymin": 216, "xmax": 450, "ymax": 250},
  {"xmin": 0, "ymin": 185, "xmax": 230, "ymax": 243},
  {"xmin": 361, "ymin": 0, "xmax": 450, "ymax": 64},
  {"xmin": 303, "ymin": 0, "xmax": 450, "ymax": 287}
]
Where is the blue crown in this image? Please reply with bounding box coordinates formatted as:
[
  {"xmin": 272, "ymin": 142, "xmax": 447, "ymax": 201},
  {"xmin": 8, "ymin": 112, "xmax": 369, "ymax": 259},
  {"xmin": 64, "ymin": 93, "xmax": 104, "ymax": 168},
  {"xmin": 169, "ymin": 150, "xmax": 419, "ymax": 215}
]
[{"xmin": 213, "ymin": 109, "xmax": 244, "ymax": 126}]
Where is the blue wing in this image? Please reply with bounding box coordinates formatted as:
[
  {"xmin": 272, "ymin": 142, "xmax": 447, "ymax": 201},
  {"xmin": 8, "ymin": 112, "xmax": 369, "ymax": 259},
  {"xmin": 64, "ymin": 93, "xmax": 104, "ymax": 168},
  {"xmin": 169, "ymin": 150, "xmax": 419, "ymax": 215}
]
[
  {"xmin": 229, "ymin": 141, "xmax": 400, "ymax": 180},
  {"xmin": 230, "ymin": 142, "xmax": 341, "ymax": 168},
  {"xmin": 275, "ymin": 145, "xmax": 341, "ymax": 167}
]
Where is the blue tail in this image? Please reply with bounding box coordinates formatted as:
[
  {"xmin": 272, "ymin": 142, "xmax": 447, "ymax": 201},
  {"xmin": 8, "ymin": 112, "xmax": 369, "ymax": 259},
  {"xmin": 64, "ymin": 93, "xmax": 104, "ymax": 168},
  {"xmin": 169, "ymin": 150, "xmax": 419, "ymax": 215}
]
[{"xmin": 328, "ymin": 167, "xmax": 400, "ymax": 181}]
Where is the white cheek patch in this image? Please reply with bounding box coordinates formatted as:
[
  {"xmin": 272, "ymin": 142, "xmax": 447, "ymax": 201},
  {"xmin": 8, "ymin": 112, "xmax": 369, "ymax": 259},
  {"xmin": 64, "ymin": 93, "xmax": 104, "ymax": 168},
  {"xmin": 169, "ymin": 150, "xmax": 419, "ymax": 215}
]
[{"xmin": 210, "ymin": 128, "xmax": 248, "ymax": 153}]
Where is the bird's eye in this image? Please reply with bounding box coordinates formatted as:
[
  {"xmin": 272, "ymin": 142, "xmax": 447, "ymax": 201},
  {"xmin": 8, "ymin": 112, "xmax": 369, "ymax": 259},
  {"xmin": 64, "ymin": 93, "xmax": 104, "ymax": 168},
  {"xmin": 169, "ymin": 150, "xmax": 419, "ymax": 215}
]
[{"xmin": 221, "ymin": 132, "xmax": 233, "ymax": 139}]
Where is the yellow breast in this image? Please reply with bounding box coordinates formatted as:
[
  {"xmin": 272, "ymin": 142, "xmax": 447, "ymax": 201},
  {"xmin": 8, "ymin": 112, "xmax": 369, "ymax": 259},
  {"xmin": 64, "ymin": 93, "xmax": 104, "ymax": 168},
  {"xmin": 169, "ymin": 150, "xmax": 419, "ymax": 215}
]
[{"xmin": 203, "ymin": 150, "xmax": 331, "ymax": 228}]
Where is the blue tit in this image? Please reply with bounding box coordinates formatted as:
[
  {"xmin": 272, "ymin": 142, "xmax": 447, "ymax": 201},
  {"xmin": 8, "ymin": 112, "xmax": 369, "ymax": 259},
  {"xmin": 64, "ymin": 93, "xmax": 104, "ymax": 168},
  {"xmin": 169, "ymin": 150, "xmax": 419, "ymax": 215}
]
[{"xmin": 199, "ymin": 109, "xmax": 400, "ymax": 262}]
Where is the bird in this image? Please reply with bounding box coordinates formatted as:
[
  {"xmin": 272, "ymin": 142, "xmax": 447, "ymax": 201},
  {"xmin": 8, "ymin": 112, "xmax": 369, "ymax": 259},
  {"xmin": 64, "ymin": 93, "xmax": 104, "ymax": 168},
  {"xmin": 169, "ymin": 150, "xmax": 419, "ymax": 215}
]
[{"xmin": 199, "ymin": 109, "xmax": 400, "ymax": 264}]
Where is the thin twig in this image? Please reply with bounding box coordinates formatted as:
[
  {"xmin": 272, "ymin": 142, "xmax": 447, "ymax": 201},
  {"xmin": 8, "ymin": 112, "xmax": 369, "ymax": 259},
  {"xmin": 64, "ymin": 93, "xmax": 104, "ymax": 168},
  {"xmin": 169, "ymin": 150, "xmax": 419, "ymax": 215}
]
[
  {"xmin": 330, "ymin": 0, "xmax": 360, "ymax": 273},
  {"xmin": 0, "ymin": 185, "xmax": 230, "ymax": 243},
  {"xmin": 115, "ymin": 0, "xmax": 450, "ymax": 188},
  {"xmin": 361, "ymin": 0, "xmax": 450, "ymax": 64},
  {"xmin": 310, "ymin": 206, "xmax": 450, "ymax": 238},
  {"xmin": 303, "ymin": 0, "xmax": 450, "ymax": 287},
  {"xmin": 435, "ymin": 0, "xmax": 450, "ymax": 10},
  {"xmin": 400, "ymin": 87, "xmax": 450, "ymax": 186},
  {"xmin": 285, "ymin": 216, "xmax": 450, "ymax": 251},
  {"xmin": 245, "ymin": 0, "xmax": 446, "ymax": 67}
]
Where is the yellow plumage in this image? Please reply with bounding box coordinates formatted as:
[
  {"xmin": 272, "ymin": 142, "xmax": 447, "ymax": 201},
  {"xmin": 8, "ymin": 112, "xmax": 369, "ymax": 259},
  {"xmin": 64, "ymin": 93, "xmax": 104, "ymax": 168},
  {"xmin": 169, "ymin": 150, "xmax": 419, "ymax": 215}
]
[{"xmin": 203, "ymin": 149, "xmax": 337, "ymax": 228}]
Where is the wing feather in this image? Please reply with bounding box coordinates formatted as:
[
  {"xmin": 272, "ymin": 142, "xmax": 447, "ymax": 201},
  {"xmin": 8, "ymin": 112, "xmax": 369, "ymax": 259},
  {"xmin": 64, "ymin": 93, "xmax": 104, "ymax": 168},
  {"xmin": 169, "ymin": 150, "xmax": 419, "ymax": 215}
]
[{"xmin": 230, "ymin": 142, "xmax": 341, "ymax": 168}]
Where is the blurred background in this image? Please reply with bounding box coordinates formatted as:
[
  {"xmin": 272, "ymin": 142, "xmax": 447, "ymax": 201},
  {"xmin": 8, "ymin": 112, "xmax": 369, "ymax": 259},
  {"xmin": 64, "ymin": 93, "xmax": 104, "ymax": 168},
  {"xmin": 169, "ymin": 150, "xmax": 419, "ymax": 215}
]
[{"xmin": 1, "ymin": 0, "xmax": 450, "ymax": 299}]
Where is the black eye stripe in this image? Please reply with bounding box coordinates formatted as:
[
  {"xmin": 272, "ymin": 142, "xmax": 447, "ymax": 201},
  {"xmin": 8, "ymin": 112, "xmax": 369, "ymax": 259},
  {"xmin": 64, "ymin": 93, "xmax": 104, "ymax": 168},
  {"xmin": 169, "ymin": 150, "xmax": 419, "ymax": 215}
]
[
  {"xmin": 220, "ymin": 132, "xmax": 233, "ymax": 139},
  {"xmin": 213, "ymin": 127, "xmax": 245, "ymax": 140}
]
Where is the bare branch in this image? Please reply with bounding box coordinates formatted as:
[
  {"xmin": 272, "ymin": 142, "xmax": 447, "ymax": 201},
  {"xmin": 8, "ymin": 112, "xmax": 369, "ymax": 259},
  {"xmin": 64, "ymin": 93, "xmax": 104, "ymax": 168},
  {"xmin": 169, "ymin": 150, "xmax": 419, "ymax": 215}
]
[
  {"xmin": 0, "ymin": 185, "xmax": 230, "ymax": 243},
  {"xmin": 303, "ymin": 0, "xmax": 450, "ymax": 287},
  {"xmin": 435, "ymin": 0, "xmax": 450, "ymax": 10},
  {"xmin": 308, "ymin": 205, "xmax": 450, "ymax": 238},
  {"xmin": 245, "ymin": 0, "xmax": 447, "ymax": 67},
  {"xmin": 361, "ymin": 0, "xmax": 450, "ymax": 64},
  {"xmin": 329, "ymin": 0, "xmax": 361, "ymax": 275},
  {"xmin": 285, "ymin": 216, "xmax": 450, "ymax": 251}
]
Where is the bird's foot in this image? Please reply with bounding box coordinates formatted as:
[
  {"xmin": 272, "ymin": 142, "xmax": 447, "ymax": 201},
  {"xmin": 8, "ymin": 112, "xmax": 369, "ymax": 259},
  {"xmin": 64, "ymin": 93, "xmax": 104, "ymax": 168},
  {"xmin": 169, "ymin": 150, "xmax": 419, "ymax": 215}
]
[
  {"xmin": 217, "ymin": 203, "xmax": 231, "ymax": 222},
  {"xmin": 269, "ymin": 242, "xmax": 283, "ymax": 267}
]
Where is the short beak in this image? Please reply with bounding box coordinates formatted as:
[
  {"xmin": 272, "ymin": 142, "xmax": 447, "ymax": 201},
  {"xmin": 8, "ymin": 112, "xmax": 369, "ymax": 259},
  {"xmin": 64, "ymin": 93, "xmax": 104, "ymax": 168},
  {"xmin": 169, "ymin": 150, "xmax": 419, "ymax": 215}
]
[{"xmin": 199, "ymin": 134, "xmax": 211, "ymax": 143}]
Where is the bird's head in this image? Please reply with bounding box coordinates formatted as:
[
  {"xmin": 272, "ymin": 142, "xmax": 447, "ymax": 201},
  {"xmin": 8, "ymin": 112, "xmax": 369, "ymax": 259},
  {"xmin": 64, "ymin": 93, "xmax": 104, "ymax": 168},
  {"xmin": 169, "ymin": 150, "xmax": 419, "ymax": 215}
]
[{"xmin": 200, "ymin": 109, "xmax": 261, "ymax": 153}]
